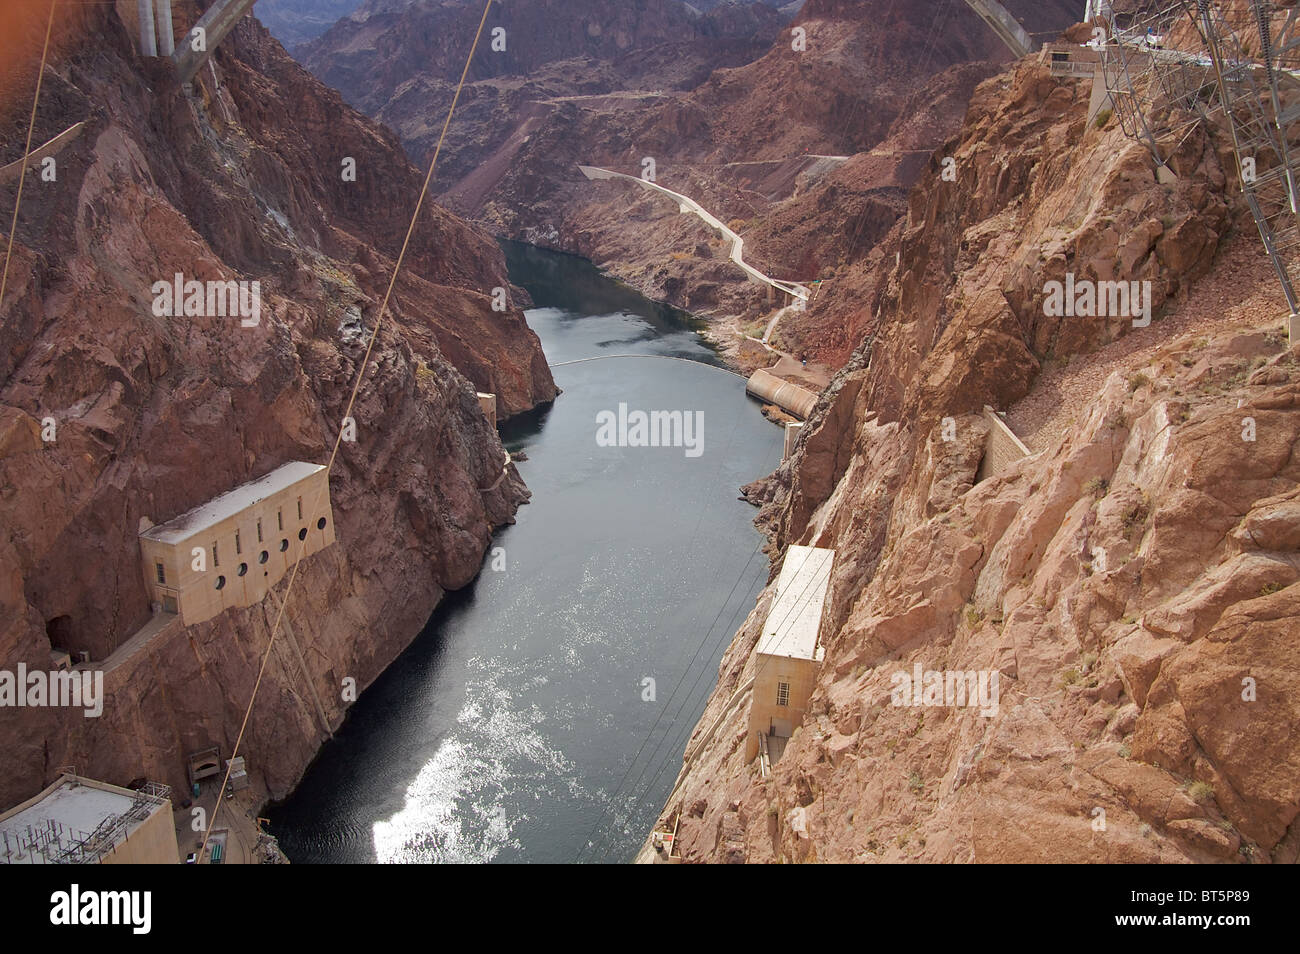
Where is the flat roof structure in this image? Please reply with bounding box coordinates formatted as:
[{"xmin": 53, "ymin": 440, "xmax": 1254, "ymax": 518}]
[
  {"xmin": 137, "ymin": 460, "xmax": 335, "ymax": 628},
  {"xmin": 141, "ymin": 462, "xmax": 326, "ymax": 545},
  {"xmin": 756, "ymin": 545, "xmax": 833, "ymax": 661},
  {"xmin": 0, "ymin": 775, "xmax": 176, "ymax": 865}
]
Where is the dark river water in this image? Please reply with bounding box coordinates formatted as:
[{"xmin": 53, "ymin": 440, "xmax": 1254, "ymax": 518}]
[{"xmin": 267, "ymin": 242, "xmax": 781, "ymax": 863}]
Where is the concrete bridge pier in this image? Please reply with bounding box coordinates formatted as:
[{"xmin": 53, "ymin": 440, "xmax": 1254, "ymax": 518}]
[
  {"xmin": 134, "ymin": 0, "xmax": 176, "ymax": 58},
  {"xmin": 173, "ymin": 0, "xmax": 260, "ymax": 84},
  {"xmin": 156, "ymin": 0, "xmax": 175, "ymax": 57},
  {"xmin": 137, "ymin": 0, "xmax": 157, "ymax": 57}
]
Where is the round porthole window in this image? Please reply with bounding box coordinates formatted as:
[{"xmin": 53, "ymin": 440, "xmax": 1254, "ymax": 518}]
[
  {"xmin": 215, "ymin": 575, "xmax": 226, "ymax": 590},
  {"xmin": 238, "ymin": 563, "xmax": 248, "ymax": 577},
  {"xmin": 317, "ymin": 517, "xmax": 327, "ymax": 530},
  {"xmin": 280, "ymin": 539, "xmax": 289, "ymax": 552},
  {"xmin": 259, "ymin": 550, "xmax": 269, "ymax": 564},
  {"xmin": 298, "ymin": 528, "xmax": 307, "ymax": 541}
]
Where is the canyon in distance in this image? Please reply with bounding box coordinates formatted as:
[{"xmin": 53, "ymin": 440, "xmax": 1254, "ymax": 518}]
[{"xmin": 0, "ymin": 0, "xmax": 1296, "ymax": 894}]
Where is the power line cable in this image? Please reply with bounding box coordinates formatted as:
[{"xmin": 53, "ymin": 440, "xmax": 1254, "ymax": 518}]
[
  {"xmin": 0, "ymin": 0, "xmax": 57, "ymax": 311},
  {"xmin": 197, "ymin": 0, "xmax": 500, "ymax": 860}
]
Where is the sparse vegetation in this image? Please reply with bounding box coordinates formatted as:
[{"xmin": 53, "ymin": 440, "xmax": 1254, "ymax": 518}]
[
  {"xmin": 1094, "ymin": 108, "xmax": 1113, "ymax": 129},
  {"xmin": 1187, "ymin": 781, "xmax": 1215, "ymax": 803},
  {"xmin": 1084, "ymin": 476, "xmax": 1109, "ymax": 500},
  {"xmin": 1122, "ymin": 492, "xmax": 1151, "ymax": 538},
  {"xmin": 1128, "ymin": 372, "xmax": 1151, "ymax": 393}
]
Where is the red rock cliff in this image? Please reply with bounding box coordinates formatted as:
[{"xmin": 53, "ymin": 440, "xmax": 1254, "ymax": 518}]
[
  {"xmin": 649, "ymin": 51, "xmax": 1300, "ymax": 863},
  {"xmin": 0, "ymin": 0, "xmax": 555, "ymax": 808}
]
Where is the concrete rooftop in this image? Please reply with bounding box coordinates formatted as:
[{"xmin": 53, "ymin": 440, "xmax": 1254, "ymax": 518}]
[
  {"xmin": 0, "ymin": 777, "xmax": 160, "ymax": 864},
  {"xmin": 756, "ymin": 545, "xmax": 834, "ymax": 661},
  {"xmin": 140, "ymin": 461, "xmax": 325, "ymax": 545}
]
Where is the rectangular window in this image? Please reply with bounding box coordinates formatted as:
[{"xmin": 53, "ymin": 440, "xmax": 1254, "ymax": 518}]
[
  {"xmin": 235, "ymin": 530, "xmax": 242, "ymax": 555},
  {"xmin": 156, "ymin": 563, "xmax": 166, "ymax": 585},
  {"xmin": 776, "ymin": 682, "xmax": 790, "ymax": 708},
  {"xmin": 297, "ymin": 497, "xmax": 303, "ymax": 521},
  {"xmin": 277, "ymin": 508, "xmax": 284, "ymax": 531},
  {"xmin": 212, "ymin": 543, "xmax": 219, "ymax": 568},
  {"xmin": 257, "ymin": 518, "xmax": 263, "ymax": 543}
]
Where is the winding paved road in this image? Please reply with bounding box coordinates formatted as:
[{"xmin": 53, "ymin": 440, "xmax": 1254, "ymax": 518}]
[{"xmin": 578, "ymin": 165, "xmax": 811, "ymax": 305}]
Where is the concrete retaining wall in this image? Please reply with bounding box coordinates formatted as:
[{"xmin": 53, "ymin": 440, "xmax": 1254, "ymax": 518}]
[
  {"xmin": 976, "ymin": 405, "xmax": 1033, "ymax": 482},
  {"xmin": 477, "ymin": 392, "xmax": 497, "ymax": 428},
  {"xmin": 783, "ymin": 422, "xmax": 804, "ymax": 460}
]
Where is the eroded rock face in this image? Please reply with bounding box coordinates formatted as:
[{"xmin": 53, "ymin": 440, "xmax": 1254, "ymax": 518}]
[
  {"xmin": 300, "ymin": 0, "xmax": 1081, "ymax": 349},
  {"xmin": 0, "ymin": 4, "xmax": 554, "ymax": 807},
  {"xmin": 651, "ymin": 50, "xmax": 1299, "ymax": 863}
]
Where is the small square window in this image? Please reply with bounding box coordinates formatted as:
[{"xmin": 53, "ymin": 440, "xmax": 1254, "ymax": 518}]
[{"xmin": 776, "ymin": 682, "xmax": 790, "ymax": 708}]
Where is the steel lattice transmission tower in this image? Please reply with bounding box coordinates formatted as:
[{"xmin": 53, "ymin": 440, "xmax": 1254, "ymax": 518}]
[{"xmin": 1099, "ymin": 0, "xmax": 1300, "ymax": 324}]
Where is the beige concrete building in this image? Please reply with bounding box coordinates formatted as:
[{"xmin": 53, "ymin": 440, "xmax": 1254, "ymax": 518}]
[
  {"xmin": 0, "ymin": 775, "xmax": 180, "ymax": 864},
  {"xmin": 477, "ymin": 392, "xmax": 498, "ymax": 428},
  {"xmin": 746, "ymin": 546, "xmax": 834, "ymax": 764},
  {"xmin": 139, "ymin": 461, "xmax": 336, "ymax": 627},
  {"xmin": 783, "ymin": 421, "xmax": 804, "ymax": 461}
]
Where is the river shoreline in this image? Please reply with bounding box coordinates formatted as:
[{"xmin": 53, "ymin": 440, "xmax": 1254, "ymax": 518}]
[{"xmin": 265, "ymin": 242, "xmax": 784, "ymax": 863}]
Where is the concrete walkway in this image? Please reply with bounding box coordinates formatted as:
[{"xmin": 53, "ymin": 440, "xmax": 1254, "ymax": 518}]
[
  {"xmin": 740, "ymin": 301, "xmax": 831, "ymax": 390},
  {"xmin": 578, "ymin": 165, "xmax": 811, "ymax": 305},
  {"xmin": 85, "ymin": 611, "xmax": 181, "ymax": 676},
  {"xmin": 478, "ymin": 451, "xmax": 513, "ymax": 493}
]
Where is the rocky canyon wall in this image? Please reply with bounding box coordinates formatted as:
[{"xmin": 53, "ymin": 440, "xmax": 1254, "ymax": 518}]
[
  {"xmin": 0, "ymin": 1, "xmax": 555, "ymax": 808},
  {"xmin": 653, "ymin": 50, "xmax": 1300, "ymax": 863},
  {"xmin": 300, "ymin": 0, "xmax": 1083, "ymax": 349}
]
